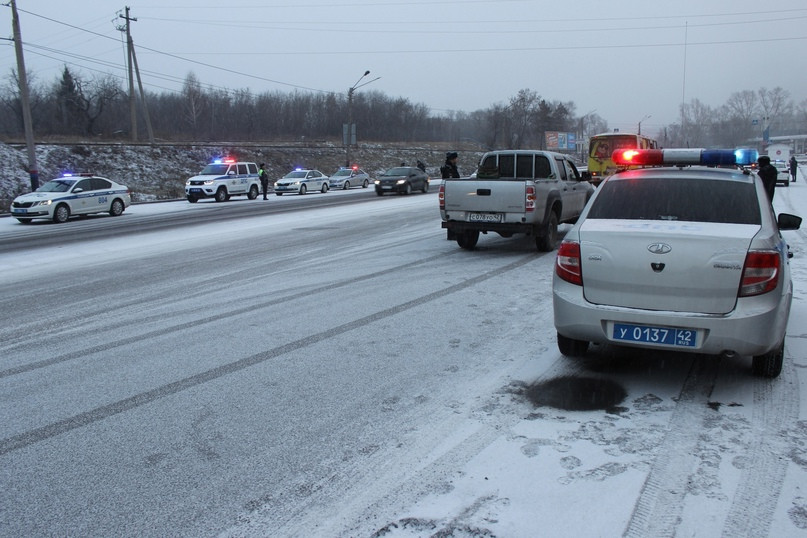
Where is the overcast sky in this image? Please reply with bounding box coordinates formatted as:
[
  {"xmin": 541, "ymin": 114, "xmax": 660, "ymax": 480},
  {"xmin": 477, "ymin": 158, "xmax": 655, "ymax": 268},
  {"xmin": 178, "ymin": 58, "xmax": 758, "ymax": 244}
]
[{"xmin": 2, "ymin": 0, "xmax": 806, "ymax": 137}]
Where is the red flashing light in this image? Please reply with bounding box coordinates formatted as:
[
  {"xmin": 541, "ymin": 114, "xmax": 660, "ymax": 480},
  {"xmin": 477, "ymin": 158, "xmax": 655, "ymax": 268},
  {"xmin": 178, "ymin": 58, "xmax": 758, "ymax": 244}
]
[
  {"xmin": 352, "ymin": 165, "xmax": 358, "ymax": 170},
  {"xmin": 222, "ymin": 158, "xmax": 236, "ymax": 163},
  {"xmin": 612, "ymin": 149, "xmax": 663, "ymax": 166}
]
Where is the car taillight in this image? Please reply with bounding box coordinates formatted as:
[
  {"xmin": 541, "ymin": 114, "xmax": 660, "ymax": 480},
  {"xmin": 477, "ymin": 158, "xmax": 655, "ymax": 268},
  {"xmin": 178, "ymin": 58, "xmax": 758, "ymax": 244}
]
[
  {"xmin": 739, "ymin": 250, "xmax": 780, "ymax": 297},
  {"xmin": 438, "ymin": 183, "xmax": 445, "ymax": 210},
  {"xmin": 556, "ymin": 241, "xmax": 582, "ymax": 285},
  {"xmin": 526, "ymin": 185, "xmax": 535, "ymax": 212}
]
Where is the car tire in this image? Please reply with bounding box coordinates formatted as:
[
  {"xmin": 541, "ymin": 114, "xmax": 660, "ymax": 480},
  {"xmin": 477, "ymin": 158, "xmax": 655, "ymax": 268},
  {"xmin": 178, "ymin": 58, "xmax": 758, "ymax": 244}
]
[
  {"xmin": 752, "ymin": 340, "xmax": 784, "ymax": 378},
  {"xmin": 109, "ymin": 199, "xmax": 125, "ymax": 217},
  {"xmin": 247, "ymin": 185, "xmax": 259, "ymax": 200},
  {"xmin": 363, "ymin": 179, "xmax": 369, "ymax": 188},
  {"xmin": 456, "ymin": 230, "xmax": 480, "ymax": 250},
  {"xmin": 321, "ymin": 183, "xmax": 329, "ymax": 193},
  {"xmin": 343, "ymin": 181, "xmax": 350, "ymax": 190},
  {"xmin": 53, "ymin": 203, "xmax": 70, "ymax": 223},
  {"xmin": 404, "ymin": 183, "xmax": 412, "ymax": 195},
  {"xmin": 17, "ymin": 218, "xmax": 32, "ymax": 224},
  {"xmin": 421, "ymin": 181, "xmax": 429, "ymax": 193},
  {"xmin": 376, "ymin": 190, "xmax": 384, "ymax": 196},
  {"xmin": 187, "ymin": 195, "xmax": 198, "ymax": 203},
  {"xmin": 536, "ymin": 211, "xmax": 559, "ymax": 252},
  {"xmin": 275, "ymin": 193, "xmax": 283, "ymax": 196},
  {"xmin": 557, "ymin": 333, "xmax": 589, "ymax": 357},
  {"xmin": 299, "ymin": 184, "xmax": 307, "ymax": 195},
  {"xmin": 215, "ymin": 187, "xmax": 228, "ymax": 202}
]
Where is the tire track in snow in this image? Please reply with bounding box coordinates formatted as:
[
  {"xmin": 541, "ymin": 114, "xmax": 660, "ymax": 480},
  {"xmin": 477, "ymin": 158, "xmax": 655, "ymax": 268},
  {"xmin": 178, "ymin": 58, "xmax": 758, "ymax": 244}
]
[
  {"xmin": 720, "ymin": 356, "xmax": 799, "ymax": 536},
  {"xmin": 623, "ymin": 357, "xmax": 720, "ymax": 537}
]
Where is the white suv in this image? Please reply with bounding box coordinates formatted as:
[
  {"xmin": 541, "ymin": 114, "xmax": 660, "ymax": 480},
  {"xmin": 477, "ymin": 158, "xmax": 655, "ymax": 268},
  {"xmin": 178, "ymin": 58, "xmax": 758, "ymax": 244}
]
[{"xmin": 185, "ymin": 159, "xmax": 260, "ymax": 203}]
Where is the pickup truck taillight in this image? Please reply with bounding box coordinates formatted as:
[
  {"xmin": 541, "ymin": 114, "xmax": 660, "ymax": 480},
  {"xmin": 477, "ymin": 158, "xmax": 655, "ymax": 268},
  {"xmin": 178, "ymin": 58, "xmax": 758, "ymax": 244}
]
[
  {"xmin": 438, "ymin": 183, "xmax": 445, "ymax": 210},
  {"xmin": 526, "ymin": 185, "xmax": 536, "ymax": 212},
  {"xmin": 556, "ymin": 241, "xmax": 582, "ymax": 285},
  {"xmin": 739, "ymin": 250, "xmax": 780, "ymax": 297}
]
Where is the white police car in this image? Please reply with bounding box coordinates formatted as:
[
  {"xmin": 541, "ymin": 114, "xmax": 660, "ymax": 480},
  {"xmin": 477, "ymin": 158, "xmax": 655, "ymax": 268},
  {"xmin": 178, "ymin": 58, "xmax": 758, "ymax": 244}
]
[
  {"xmin": 185, "ymin": 159, "xmax": 260, "ymax": 203},
  {"xmin": 11, "ymin": 173, "xmax": 131, "ymax": 224},
  {"xmin": 329, "ymin": 166, "xmax": 371, "ymax": 189},
  {"xmin": 274, "ymin": 169, "xmax": 330, "ymax": 195}
]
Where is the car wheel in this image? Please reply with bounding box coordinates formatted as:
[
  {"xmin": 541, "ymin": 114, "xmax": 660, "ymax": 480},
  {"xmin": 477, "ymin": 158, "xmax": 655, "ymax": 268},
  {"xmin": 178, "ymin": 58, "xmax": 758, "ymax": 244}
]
[
  {"xmin": 752, "ymin": 340, "xmax": 784, "ymax": 378},
  {"xmin": 376, "ymin": 190, "xmax": 384, "ymax": 196},
  {"xmin": 247, "ymin": 185, "xmax": 259, "ymax": 199},
  {"xmin": 321, "ymin": 183, "xmax": 329, "ymax": 193},
  {"xmin": 536, "ymin": 211, "xmax": 559, "ymax": 252},
  {"xmin": 276, "ymin": 192, "xmax": 283, "ymax": 196},
  {"xmin": 456, "ymin": 230, "xmax": 480, "ymax": 250},
  {"xmin": 557, "ymin": 333, "xmax": 589, "ymax": 357},
  {"xmin": 421, "ymin": 180, "xmax": 429, "ymax": 193},
  {"xmin": 404, "ymin": 183, "xmax": 412, "ymax": 195},
  {"xmin": 109, "ymin": 199, "xmax": 125, "ymax": 216},
  {"xmin": 363, "ymin": 179, "xmax": 369, "ymax": 188},
  {"xmin": 343, "ymin": 181, "xmax": 350, "ymax": 190},
  {"xmin": 187, "ymin": 195, "xmax": 198, "ymax": 203},
  {"xmin": 17, "ymin": 218, "xmax": 32, "ymax": 224},
  {"xmin": 299, "ymin": 184, "xmax": 307, "ymax": 195},
  {"xmin": 53, "ymin": 204, "xmax": 70, "ymax": 223},
  {"xmin": 215, "ymin": 187, "xmax": 228, "ymax": 202}
]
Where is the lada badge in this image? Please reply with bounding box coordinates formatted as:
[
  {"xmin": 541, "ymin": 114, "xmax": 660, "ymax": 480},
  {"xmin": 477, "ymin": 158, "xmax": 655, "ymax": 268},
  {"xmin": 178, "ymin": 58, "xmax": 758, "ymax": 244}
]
[{"xmin": 647, "ymin": 242, "xmax": 672, "ymax": 255}]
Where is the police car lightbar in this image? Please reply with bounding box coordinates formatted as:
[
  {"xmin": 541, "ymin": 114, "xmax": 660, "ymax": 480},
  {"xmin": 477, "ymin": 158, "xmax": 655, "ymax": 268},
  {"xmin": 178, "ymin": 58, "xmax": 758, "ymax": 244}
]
[{"xmin": 611, "ymin": 148, "xmax": 754, "ymax": 167}]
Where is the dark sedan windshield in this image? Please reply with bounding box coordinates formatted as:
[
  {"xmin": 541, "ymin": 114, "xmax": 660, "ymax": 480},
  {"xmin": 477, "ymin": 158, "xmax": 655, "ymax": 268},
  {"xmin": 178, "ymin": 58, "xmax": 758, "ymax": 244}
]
[{"xmin": 382, "ymin": 167, "xmax": 411, "ymax": 176}]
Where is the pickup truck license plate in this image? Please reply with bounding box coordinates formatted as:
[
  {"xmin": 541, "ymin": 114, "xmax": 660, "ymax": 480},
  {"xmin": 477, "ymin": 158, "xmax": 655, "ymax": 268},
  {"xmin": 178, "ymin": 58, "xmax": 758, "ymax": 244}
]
[
  {"xmin": 612, "ymin": 323, "xmax": 697, "ymax": 348},
  {"xmin": 469, "ymin": 213, "xmax": 502, "ymax": 223}
]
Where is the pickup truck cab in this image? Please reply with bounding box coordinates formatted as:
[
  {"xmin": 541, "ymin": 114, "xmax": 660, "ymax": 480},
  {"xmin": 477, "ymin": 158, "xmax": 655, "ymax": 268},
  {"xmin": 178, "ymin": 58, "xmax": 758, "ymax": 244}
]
[
  {"xmin": 185, "ymin": 159, "xmax": 260, "ymax": 203},
  {"xmin": 439, "ymin": 150, "xmax": 593, "ymax": 251}
]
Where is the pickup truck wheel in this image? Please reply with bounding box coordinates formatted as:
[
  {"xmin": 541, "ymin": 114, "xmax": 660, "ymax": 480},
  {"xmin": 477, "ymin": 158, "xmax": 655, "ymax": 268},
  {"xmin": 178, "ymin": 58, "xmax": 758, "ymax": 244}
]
[
  {"xmin": 536, "ymin": 212, "xmax": 559, "ymax": 252},
  {"xmin": 215, "ymin": 187, "xmax": 228, "ymax": 202},
  {"xmin": 557, "ymin": 333, "xmax": 589, "ymax": 357},
  {"xmin": 456, "ymin": 230, "xmax": 479, "ymax": 250},
  {"xmin": 247, "ymin": 185, "xmax": 259, "ymax": 200},
  {"xmin": 752, "ymin": 339, "xmax": 784, "ymax": 378},
  {"xmin": 187, "ymin": 195, "xmax": 198, "ymax": 203}
]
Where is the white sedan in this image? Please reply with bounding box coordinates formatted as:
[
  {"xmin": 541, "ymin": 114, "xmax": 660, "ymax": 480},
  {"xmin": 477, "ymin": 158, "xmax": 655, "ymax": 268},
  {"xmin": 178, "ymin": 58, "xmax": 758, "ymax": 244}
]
[
  {"xmin": 10, "ymin": 174, "xmax": 131, "ymax": 224},
  {"xmin": 553, "ymin": 148, "xmax": 801, "ymax": 378},
  {"xmin": 274, "ymin": 169, "xmax": 330, "ymax": 195}
]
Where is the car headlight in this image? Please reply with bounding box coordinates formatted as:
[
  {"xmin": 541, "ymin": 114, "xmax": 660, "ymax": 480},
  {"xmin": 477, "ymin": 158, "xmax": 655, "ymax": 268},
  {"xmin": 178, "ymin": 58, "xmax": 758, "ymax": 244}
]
[
  {"xmin": 203, "ymin": 179, "xmax": 215, "ymax": 186},
  {"xmin": 397, "ymin": 179, "xmax": 406, "ymax": 184},
  {"xmin": 374, "ymin": 180, "xmax": 380, "ymax": 184},
  {"xmin": 32, "ymin": 199, "xmax": 52, "ymax": 207}
]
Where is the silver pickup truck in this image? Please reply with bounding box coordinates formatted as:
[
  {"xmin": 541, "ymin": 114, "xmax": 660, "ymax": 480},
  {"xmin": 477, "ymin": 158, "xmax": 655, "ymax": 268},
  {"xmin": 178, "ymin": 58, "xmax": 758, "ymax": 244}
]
[{"xmin": 439, "ymin": 150, "xmax": 594, "ymax": 251}]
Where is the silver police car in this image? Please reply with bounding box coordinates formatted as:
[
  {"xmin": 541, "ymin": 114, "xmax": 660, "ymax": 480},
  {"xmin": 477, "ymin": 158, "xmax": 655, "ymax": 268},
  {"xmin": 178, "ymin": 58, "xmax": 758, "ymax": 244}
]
[{"xmin": 553, "ymin": 148, "xmax": 801, "ymax": 378}]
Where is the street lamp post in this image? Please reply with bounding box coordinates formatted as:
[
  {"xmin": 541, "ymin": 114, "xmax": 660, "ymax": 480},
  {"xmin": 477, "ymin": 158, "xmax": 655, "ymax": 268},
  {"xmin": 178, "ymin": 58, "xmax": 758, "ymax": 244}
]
[
  {"xmin": 345, "ymin": 70, "xmax": 379, "ymax": 167},
  {"xmin": 638, "ymin": 114, "xmax": 651, "ymax": 135}
]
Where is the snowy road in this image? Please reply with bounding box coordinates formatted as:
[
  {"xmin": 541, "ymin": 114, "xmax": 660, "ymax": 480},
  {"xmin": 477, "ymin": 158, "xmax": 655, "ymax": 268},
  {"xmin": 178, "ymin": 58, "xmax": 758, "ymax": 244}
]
[{"xmin": 1, "ymin": 179, "xmax": 807, "ymax": 537}]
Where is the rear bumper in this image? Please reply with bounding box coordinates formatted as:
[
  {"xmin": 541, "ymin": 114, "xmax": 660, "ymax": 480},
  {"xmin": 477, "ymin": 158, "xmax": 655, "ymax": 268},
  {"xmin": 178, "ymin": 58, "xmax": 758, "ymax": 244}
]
[
  {"xmin": 552, "ymin": 275, "xmax": 792, "ymax": 357},
  {"xmin": 441, "ymin": 220, "xmax": 535, "ymax": 234}
]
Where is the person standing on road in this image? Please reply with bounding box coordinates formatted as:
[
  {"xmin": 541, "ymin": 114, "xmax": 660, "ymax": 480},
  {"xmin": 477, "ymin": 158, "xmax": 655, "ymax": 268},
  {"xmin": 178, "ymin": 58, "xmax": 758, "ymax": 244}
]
[
  {"xmin": 259, "ymin": 163, "xmax": 270, "ymax": 199},
  {"xmin": 441, "ymin": 152, "xmax": 460, "ymax": 179},
  {"xmin": 757, "ymin": 155, "xmax": 778, "ymax": 203},
  {"xmin": 790, "ymin": 155, "xmax": 798, "ymax": 183}
]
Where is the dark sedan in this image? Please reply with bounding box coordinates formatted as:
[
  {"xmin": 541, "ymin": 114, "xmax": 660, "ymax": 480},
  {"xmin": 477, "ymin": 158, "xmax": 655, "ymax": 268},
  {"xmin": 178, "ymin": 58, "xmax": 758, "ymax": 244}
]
[{"xmin": 374, "ymin": 166, "xmax": 430, "ymax": 196}]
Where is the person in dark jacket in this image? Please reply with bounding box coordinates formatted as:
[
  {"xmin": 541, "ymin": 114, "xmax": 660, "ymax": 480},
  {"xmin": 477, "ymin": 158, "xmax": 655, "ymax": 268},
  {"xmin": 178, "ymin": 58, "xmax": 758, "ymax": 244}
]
[
  {"xmin": 790, "ymin": 155, "xmax": 798, "ymax": 182},
  {"xmin": 757, "ymin": 155, "xmax": 778, "ymax": 203},
  {"xmin": 441, "ymin": 152, "xmax": 460, "ymax": 179},
  {"xmin": 258, "ymin": 163, "xmax": 269, "ymax": 199}
]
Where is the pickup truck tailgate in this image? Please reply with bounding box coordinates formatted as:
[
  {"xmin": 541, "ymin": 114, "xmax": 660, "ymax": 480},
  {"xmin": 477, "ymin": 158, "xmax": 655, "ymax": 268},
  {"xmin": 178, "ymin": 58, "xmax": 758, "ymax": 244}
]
[{"xmin": 443, "ymin": 180, "xmax": 526, "ymax": 213}]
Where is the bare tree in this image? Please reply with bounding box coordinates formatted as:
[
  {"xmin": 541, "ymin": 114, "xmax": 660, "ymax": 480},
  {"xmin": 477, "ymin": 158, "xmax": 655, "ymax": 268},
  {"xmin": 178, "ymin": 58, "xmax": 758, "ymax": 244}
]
[{"xmin": 182, "ymin": 72, "xmax": 205, "ymax": 140}]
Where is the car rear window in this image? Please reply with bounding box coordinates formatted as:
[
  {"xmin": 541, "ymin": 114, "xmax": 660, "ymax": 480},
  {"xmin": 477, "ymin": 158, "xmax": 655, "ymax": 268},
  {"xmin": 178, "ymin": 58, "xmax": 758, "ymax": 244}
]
[{"xmin": 587, "ymin": 176, "xmax": 761, "ymax": 225}]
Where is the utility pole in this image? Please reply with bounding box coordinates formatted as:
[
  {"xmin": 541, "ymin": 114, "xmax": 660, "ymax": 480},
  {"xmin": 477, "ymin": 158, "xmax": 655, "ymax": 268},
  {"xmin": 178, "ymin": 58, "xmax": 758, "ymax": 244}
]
[
  {"xmin": 120, "ymin": 6, "xmax": 137, "ymax": 142},
  {"xmin": 10, "ymin": 0, "xmax": 39, "ymax": 191}
]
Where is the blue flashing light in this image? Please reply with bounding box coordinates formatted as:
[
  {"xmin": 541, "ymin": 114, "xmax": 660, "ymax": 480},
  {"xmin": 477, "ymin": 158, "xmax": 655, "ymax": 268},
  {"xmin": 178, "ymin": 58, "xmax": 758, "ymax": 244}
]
[
  {"xmin": 733, "ymin": 148, "xmax": 759, "ymax": 166},
  {"xmin": 701, "ymin": 149, "xmax": 738, "ymax": 166},
  {"xmin": 212, "ymin": 159, "xmax": 222, "ymax": 164}
]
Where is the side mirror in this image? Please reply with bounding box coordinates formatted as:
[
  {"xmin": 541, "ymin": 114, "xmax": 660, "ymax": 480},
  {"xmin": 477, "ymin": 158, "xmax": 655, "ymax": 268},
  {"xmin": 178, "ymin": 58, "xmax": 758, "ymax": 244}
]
[
  {"xmin": 778, "ymin": 212, "xmax": 802, "ymax": 231},
  {"xmin": 73, "ymin": 188, "xmax": 84, "ymax": 193}
]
